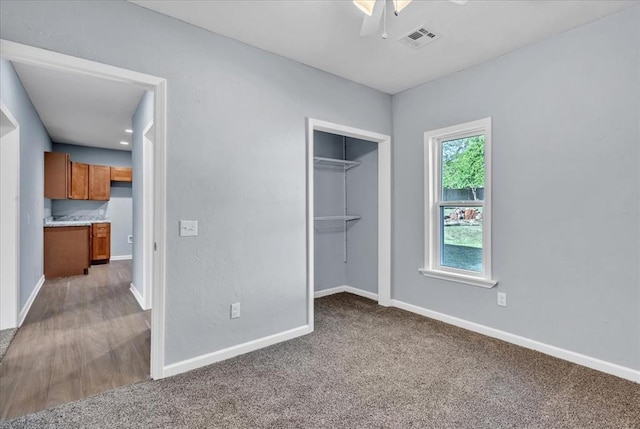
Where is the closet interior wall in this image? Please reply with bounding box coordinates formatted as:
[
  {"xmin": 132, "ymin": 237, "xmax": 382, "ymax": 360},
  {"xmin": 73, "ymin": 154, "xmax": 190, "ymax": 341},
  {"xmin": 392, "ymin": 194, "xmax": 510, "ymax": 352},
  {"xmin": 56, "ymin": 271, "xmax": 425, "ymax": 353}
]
[{"xmin": 313, "ymin": 130, "xmax": 378, "ymax": 296}]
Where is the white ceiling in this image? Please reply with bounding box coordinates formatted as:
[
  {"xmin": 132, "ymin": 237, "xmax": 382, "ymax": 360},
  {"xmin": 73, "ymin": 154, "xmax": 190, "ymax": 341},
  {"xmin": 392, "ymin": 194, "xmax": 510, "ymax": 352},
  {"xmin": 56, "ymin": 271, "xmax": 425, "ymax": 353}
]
[
  {"xmin": 12, "ymin": 62, "xmax": 146, "ymax": 151},
  {"xmin": 131, "ymin": 0, "xmax": 638, "ymax": 94}
]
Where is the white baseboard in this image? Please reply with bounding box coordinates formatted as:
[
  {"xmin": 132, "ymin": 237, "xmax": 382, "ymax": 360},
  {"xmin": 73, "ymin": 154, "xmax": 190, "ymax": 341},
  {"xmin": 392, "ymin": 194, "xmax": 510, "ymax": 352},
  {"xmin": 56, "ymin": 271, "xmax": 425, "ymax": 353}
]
[
  {"xmin": 18, "ymin": 275, "xmax": 45, "ymax": 326},
  {"xmin": 314, "ymin": 285, "xmax": 379, "ymax": 301},
  {"xmin": 391, "ymin": 299, "xmax": 640, "ymax": 384},
  {"xmin": 163, "ymin": 325, "xmax": 311, "ymax": 378},
  {"xmin": 129, "ymin": 283, "xmax": 148, "ymax": 310},
  {"xmin": 314, "ymin": 286, "xmax": 347, "ymax": 298},
  {"xmin": 111, "ymin": 255, "xmax": 133, "ymax": 261}
]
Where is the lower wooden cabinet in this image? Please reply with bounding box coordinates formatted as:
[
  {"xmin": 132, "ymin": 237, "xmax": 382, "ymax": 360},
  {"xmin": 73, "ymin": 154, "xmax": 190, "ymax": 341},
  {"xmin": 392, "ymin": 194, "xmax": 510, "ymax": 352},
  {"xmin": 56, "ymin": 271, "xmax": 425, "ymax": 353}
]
[
  {"xmin": 91, "ymin": 223, "xmax": 111, "ymax": 263},
  {"xmin": 44, "ymin": 226, "xmax": 91, "ymax": 279}
]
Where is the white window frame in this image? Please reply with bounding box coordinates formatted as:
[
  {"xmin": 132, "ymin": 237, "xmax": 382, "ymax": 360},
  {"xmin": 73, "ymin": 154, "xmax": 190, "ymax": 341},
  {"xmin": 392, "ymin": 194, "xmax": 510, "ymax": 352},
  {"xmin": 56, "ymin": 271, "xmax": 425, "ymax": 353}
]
[{"xmin": 420, "ymin": 117, "xmax": 497, "ymax": 288}]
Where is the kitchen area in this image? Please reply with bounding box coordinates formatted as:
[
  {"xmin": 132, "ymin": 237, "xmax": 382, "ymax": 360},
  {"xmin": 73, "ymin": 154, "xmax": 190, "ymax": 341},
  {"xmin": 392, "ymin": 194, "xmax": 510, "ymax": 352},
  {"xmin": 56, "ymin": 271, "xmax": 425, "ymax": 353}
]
[
  {"xmin": 0, "ymin": 57, "xmax": 152, "ymax": 421},
  {"xmin": 43, "ymin": 149, "xmax": 133, "ymax": 279}
]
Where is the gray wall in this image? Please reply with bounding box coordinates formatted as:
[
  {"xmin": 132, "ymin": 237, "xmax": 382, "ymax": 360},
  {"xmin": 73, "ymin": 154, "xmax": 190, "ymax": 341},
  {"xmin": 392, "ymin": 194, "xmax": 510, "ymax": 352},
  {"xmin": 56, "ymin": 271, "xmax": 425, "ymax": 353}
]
[
  {"xmin": 313, "ymin": 132, "xmax": 378, "ymax": 296},
  {"xmin": 314, "ymin": 131, "xmax": 348, "ymax": 290},
  {"xmin": 0, "ymin": 0, "xmax": 392, "ymax": 365},
  {"xmin": 131, "ymin": 91, "xmax": 154, "ymax": 301},
  {"xmin": 51, "ymin": 143, "xmax": 133, "ymax": 258},
  {"xmin": 54, "ymin": 142, "xmax": 131, "ymax": 167},
  {"xmin": 0, "ymin": 59, "xmax": 52, "ymax": 309},
  {"xmin": 345, "ymin": 138, "xmax": 377, "ymax": 295},
  {"xmin": 392, "ymin": 7, "xmax": 640, "ymax": 369}
]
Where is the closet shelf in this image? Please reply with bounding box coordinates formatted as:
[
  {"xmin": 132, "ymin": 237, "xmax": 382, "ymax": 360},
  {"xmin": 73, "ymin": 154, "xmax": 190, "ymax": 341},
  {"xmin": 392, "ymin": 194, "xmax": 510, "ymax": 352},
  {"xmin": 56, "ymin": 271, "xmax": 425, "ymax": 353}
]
[
  {"xmin": 313, "ymin": 157, "xmax": 361, "ymax": 170},
  {"xmin": 314, "ymin": 215, "xmax": 361, "ymax": 222}
]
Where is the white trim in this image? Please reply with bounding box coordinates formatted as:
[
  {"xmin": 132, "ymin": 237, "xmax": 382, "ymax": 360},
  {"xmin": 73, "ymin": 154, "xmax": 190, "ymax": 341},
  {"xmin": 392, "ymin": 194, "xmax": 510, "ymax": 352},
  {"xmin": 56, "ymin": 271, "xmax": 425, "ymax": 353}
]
[
  {"xmin": 418, "ymin": 268, "xmax": 497, "ymax": 288},
  {"xmin": 163, "ymin": 325, "xmax": 311, "ymax": 378},
  {"xmin": 142, "ymin": 121, "xmax": 154, "ymax": 311},
  {"xmin": 110, "ymin": 254, "xmax": 133, "ymax": 261},
  {"xmin": 130, "ymin": 283, "xmax": 148, "ymax": 310},
  {"xmin": 1, "ymin": 39, "xmax": 168, "ymax": 380},
  {"xmin": 306, "ymin": 118, "xmax": 392, "ymax": 332},
  {"xmin": 423, "ymin": 117, "xmax": 495, "ymax": 286},
  {"xmin": 0, "ymin": 101, "xmax": 20, "ymax": 330},
  {"xmin": 18, "ymin": 275, "xmax": 44, "ymax": 326},
  {"xmin": 150, "ymin": 79, "xmax": 167, "ymax": 380},
  {"xmin": 314, "ymin": 286, "xmax": 347, "ymax": 298},
  {"xmin": 314, "ymin": 285, "xmax": 379, "ymax": 301},
  {"xmin": 391, "ymin": 299, "xmax": 640, "ymax": 384}
]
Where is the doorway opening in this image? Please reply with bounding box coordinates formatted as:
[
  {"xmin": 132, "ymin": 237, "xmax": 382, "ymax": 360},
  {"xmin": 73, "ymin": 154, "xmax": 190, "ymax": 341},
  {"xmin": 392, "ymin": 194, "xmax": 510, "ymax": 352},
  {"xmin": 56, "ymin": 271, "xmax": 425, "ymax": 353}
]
[
  {"xmin": 0, "ymin": 102, "xmax": 20, "ymax": 331},
  {"xmin": 0, "ymin": 39, "xmax": 167, "ymax": 419},
  {"xmin": 306, "ymin": 118, "xmax": 391, "ymax": 331}
]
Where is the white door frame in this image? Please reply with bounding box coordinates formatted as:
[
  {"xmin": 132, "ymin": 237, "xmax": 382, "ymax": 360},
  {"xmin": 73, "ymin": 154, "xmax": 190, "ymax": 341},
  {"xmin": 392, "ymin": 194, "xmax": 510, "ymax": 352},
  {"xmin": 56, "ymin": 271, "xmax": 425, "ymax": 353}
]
[
  {"xmin": 142, "ymin": 120, "xmax": 154, "ymax": 311},
  {"xmin": 306, "ymin": 118, "xmax": 391, "ymax": 331},
  {"xmin": 0, "ymin": 101, "xmax": 20, "ymax": 330},
  {"xmin": 0, "ymin": 39, "xmax": 168, "ymax": 380}
]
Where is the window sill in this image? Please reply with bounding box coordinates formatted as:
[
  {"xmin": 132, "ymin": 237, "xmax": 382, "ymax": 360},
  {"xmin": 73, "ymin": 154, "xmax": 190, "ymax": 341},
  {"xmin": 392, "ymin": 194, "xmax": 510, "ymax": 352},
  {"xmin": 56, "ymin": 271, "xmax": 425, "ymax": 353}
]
[{"xmin": 418, "ymin": 268, "xmax": 497, "ymax": 289}]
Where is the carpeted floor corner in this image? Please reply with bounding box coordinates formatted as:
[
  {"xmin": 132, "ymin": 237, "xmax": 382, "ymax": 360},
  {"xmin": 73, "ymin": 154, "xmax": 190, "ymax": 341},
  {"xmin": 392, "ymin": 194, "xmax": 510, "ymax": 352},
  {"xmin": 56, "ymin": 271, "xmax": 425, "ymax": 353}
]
[
  {"xmin": 0, "ymin": 329, "xmax": 17, "ymax": 363},
  {"xmin": 1, "ymin": 293, "xmax": 639, "ymax": 428}
]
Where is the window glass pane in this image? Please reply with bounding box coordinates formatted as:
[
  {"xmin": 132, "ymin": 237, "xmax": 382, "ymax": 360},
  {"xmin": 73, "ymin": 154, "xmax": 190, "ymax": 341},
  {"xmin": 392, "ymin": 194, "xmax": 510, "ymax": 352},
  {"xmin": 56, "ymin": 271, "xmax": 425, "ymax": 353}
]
[
  {"xmin": 441, "ymin": 135, "xmax": 485, "ymax": 201},
  {"xmin": 440, "ymin": 206, "xmax": 483, "ymax": 272}
]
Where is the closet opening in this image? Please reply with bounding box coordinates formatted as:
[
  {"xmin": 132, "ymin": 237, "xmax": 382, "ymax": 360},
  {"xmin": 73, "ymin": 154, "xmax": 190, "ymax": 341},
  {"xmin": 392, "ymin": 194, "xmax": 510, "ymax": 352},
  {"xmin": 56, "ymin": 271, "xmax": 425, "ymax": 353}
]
[{"xmin": 306, "ymin": 119, "xmax": 391, "ymax": 331}]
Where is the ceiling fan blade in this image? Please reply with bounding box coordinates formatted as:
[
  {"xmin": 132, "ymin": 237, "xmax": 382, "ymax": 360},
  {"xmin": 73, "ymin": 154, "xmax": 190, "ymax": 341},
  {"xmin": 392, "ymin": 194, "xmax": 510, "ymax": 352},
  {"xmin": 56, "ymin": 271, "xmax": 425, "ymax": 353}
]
[{"xmin": 360, "ymin": 0, "xmax": 385, "ymax": 37}]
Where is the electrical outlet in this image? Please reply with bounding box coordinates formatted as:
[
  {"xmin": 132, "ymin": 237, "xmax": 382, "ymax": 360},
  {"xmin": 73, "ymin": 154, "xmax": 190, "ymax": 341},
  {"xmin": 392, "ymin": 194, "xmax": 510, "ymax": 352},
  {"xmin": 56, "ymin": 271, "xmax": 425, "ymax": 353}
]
[
  {"xmin": 127, "ymin": 235, "xmax": 133, "ymax": 244},
  {"xmin": 497, "ymin": 292, "xmax": 507, "ymax": 307},
  {"xmin": 230, "ymin": 303, "xmax": 241, "ymax": 319}
]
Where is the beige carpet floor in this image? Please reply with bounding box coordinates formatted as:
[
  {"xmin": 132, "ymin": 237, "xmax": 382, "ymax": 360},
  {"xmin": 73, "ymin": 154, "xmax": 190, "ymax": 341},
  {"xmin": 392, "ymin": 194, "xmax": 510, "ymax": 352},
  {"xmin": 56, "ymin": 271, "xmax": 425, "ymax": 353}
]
[
  {"xmin": 1, "ymin": 293, "xmax": 638, "ymax": 428},
  {"xmin": 0, "ymin": 329, "xmax": 17, "ymax": 363}
]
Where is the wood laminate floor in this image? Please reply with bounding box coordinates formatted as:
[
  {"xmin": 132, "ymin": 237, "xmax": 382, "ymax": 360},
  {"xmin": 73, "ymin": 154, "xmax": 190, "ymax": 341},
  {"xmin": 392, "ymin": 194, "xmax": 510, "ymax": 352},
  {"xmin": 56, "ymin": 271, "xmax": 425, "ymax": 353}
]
[{"xmin": 0, "ymin": 261, "xmax": 150, "ymax": 421}]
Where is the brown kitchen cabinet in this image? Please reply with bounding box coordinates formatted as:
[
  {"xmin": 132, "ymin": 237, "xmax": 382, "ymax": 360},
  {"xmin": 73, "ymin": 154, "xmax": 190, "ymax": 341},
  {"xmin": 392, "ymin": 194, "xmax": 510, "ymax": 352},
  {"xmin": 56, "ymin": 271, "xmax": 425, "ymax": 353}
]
[
  {"xmin": 70, "ymin": 162, "xmax": 89, "ymax": 200},
  {"xmin": 44, "ymin": 152, "xmax": 71, "ymax": 199},
  {"xmin": 91, "ymin": 223, "xmax": 111, "ymax": 263},
  {"xmin": 89, "ymin": 165, "xmax": 111, "ymax": 201},
  {"xmin": 111, "ymin": 166, "xmax": 132, "ymax": 182},
  {"xmin": 44, "ymin": 226, "xmax": 91, "ymax": 279}
]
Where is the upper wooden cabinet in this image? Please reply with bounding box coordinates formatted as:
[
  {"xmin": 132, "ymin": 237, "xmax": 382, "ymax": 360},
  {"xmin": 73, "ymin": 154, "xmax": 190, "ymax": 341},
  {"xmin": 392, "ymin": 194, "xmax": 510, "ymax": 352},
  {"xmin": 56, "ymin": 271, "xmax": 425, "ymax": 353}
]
[
  {"xmin": 89, "ymin": 165, "xmax": 111, "ymax": 201},
  {"xmin": 111, "ymin": 166, "xmax": 132, "ymax": 182},
  {"xmin": 44, "ymin": 152, "xmax": 70, "ymax": 199},
  {"xmin": 70, "ymin": 162, "xmax": 89, "ymax": 200},
  {"xmin": 45, "ymin": 152, "xmax": 131, "ymax": 200}
]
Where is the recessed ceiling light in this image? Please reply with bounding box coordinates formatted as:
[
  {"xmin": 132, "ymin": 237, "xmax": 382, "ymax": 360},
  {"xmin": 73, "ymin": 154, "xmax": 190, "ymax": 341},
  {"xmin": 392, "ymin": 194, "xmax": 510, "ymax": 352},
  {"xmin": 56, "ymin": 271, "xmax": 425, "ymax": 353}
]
[
  {"xmin": 125, "ymin": 129, "xmax": 133, "ymax": 133},
  {"xmin": 120, "ymin": 141, "xmax": 130, "ymax": 145}
]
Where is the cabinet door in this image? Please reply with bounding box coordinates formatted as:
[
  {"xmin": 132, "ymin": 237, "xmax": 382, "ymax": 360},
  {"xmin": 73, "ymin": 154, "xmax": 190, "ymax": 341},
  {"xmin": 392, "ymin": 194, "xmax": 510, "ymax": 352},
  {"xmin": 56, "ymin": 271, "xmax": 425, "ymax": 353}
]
[
  {"xmin": 91, "ymin": 223, "xmax": 111, "ymax": 261},
  {"xmin": 89, "ymin": 165, "xmax": 111, "ymax": 200},
  {"xmin": 70, "ymin": 162, "xmax": 89, "ymax": 200},
  {"xmin": 110, "ymin": 166, "xmax": 132, "ymax": 182},
  {"xmin": 44, "ymin": 152, "xmax": 70, "ymax": 199},
  {"xmin": 44, "ymin": 226, "xmax": 90, "ymax": 279}
]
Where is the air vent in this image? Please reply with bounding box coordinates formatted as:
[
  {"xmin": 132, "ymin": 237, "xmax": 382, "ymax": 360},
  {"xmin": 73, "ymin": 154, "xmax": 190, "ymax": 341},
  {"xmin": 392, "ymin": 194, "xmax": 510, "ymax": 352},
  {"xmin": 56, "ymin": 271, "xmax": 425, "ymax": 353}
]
[{"xmin": 398, "ymin": 26, "xmax": 441, "ymax": 50}]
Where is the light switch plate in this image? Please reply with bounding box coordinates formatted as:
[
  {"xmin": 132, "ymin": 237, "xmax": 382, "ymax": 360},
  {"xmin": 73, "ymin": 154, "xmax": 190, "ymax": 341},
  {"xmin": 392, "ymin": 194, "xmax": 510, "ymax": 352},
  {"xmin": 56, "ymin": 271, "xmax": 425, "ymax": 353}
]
[
  {"xmin": 179, "ymin": 220, "xmax": 198, "ymax": 237},
  {"xmin": 231, "ymin": 303, "xmax": 241, "ymax": 319}
]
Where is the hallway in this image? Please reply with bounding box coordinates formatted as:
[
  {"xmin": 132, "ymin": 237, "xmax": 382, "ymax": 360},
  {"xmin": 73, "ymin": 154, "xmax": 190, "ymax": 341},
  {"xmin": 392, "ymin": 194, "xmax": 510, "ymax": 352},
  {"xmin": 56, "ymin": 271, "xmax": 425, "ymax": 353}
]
[{"xmin": 0, "ymin": 261, "xmax": 150, "ymax": 421}]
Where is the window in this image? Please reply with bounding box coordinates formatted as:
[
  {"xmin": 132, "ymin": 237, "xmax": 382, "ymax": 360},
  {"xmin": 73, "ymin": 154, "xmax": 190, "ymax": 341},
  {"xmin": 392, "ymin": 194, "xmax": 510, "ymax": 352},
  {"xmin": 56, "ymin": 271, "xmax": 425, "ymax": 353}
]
[{"xmin": 420, "ymin": 118, "xmax": 496, "ymax": 288}]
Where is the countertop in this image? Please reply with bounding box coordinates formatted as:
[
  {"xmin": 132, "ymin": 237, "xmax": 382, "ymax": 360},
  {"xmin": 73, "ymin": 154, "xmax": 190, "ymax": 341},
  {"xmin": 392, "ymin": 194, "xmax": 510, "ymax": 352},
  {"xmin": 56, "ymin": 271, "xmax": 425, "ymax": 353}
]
[{"xmin": 44, "ymin": 216, "xmax": 111, "ymax": 228}]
